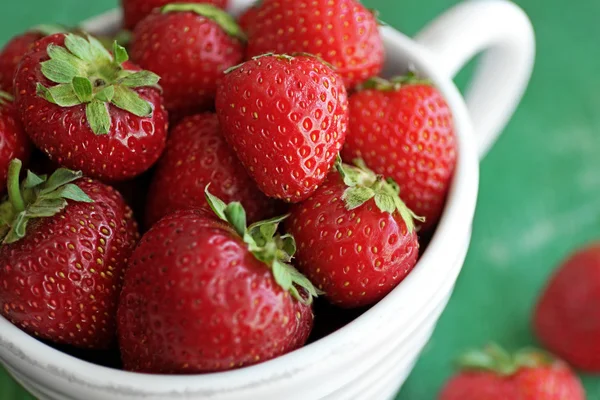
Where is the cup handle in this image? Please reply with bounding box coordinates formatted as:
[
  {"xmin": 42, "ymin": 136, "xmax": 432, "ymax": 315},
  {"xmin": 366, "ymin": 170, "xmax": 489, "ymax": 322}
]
[{"xmin": 415, "ymin": 0, "xmax": 535, "ymax": 159}]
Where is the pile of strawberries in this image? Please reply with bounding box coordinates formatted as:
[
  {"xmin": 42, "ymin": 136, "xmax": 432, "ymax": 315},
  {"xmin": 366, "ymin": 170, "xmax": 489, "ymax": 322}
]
[{"xmin": 0, "ymin": 0, "xmax": 457, "ymax": 374}]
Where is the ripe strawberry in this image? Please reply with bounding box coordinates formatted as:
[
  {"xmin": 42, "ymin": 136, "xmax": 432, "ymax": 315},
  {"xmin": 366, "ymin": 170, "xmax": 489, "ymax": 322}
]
[
  {"xmin": 533, "ymin": 242, "xmax": 600, "ymax": 372},
  {"xmin": 122, "ymin": 0, "xmax": 229, "ymax": 30},
  {"xmin": 118, "ymin": 190, "xmax": 318, "ymax": 373},
  {"xmin": 146, "ymin": 113, "xmax": 277, "ymax": 228},
  {"xmin": 439, "ymin": 345, "xmax": 586, "ymax": 400},
  {"xmin": 130, "ymin": 4, "xmax": 246, "ymax": 119},
  {"xmin": 216, "ymin": 54, "xmax": 348, "ymax": 203},
  {"xmin": 14, "ymin": 33, "xmax": 168, "ymax": 182},
  {"xmin": 244, "ymin": 0, "xmax": 384, "ymax": 89},
  {"xmin": 0, "ymin": 159, "xmax": 139, "ymax": 349},
  {"xmin": 0, "ymin": 92, "xmax": 32, "ymax": 190},
  {"xmin": 0, "ymin": 25, "xmax": 67, "ymax": 93},
  {"xmin": 342, "ymin": 77, "xmax": 457, "ymax": 230},
  {"xmin": 287, "ymin": 158, "xmax": 420, "ymax": 308}
]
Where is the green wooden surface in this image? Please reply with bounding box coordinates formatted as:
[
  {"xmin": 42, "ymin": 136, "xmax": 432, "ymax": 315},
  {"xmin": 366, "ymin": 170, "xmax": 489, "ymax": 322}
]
[{"xmin": 1, "ymin": 0, "xmax": 600, "ymax": 399}]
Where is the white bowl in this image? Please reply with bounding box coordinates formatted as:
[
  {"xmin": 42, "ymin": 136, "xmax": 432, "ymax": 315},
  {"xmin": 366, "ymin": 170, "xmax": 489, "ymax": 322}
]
[{"xmin": 0, "ymin": 1, "xmax": 535, "ymax": 399}]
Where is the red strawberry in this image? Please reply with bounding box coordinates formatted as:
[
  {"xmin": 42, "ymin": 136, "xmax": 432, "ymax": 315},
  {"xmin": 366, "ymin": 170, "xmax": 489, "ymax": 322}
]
[
  {"xmin": 14, "ymin": 33, "xmax": 168, "ymax": 182},
  {"xmin": 0, "ymin": 25, "xmax": 67, "ymax": 93},
  {"xmin": 118, "ymin": 190, "xmax": 318, "ymax": 373},
  {"xmin": 146, "ymin": 113, "xmax": 277, "ymax": 228},
  {"xmin": 130, "ymin": 4, "xmax": 246, "ymax": 119},
  {"xmin": 0, "ymin": 159, "xmax": 139, "ymax": 349},
  {"xmin": 287, "ymin": 158, "xmax": 420, "ymax": 308},
  {"xmin": 533, "ymin": 242, "xmax": 600, "ymax": 372},
  {"xmin": 439, "ymin": 345, "xmax": 586, "ymax": 400},
  {"xmin": 244, "ymin": 0, "xmax": 384, "ymax": 89},
  {"xmin": 0, "ymin": 92, "xmax": 32, "ymax": 190},
  {"xmin": 216, "ymin": 54, "xmax": 349, "ymax": 203},
  {"xmin": 238, "ymin": 3, "xmax": 260, "ymax": 35},
  {"xmin": 342, "ymin": 77, "xmax": 457, "ymax": 230},
  {"xmin": 122, "ymin": 0, "xmax": 229, "ymax": 30}
]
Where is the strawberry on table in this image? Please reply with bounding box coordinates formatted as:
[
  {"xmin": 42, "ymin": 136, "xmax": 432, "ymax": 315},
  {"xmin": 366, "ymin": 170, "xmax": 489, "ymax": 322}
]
[
  {"xmin": 533, "ymin": 242, "xmax": 600, "ymax": 372},
  {"xmin": 118, "ymin": 189, "xmax": 318, "ymax": 373},
  {"xmin": 216, "ymin": 54, "xmax": 349, "ymax": 203},
  {"xmin": 145, "ymin": 113, "xmax": 277, "ymax": 228},
  {"xmin": 122, "ymin": 0, "xmax": 229, "ymax": 30},
  {"xmin": 130, "ymin": 3, "xmax": 246, "ymax": 120},
  {"xmin": 287, "ymin": 157, "xmax": 420, "ymax": 308},
  {"xmin": 0, "ymin": 92, "xmax": 32, "ymax": 191},
  {"xmin": 0, "ymin": 25, "xmax": 67, "ymax": 93},
  {"xmin": 439, "ymin": 344, "xmax": 586, "ymax": 400},
  {"xmin": 14, "ymin": 33, "xmax": 168, "ymax": 182},
  {"xmin": 244, "ymin": 0, "xmax": 384, "ymax": 89},
  {"xmin": 0, "ymin": 159, "xmax": 139, "ymax": 349},
  {"xmin": 342, "ymin": 76, "xmax": 457, "ymax": 231}
]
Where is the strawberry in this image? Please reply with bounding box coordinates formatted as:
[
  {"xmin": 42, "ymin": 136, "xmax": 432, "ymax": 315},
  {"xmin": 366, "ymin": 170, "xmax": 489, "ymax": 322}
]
[
  {"xmin": 122, "ymin": 0, "xmax": 229, "ymax": 30},
  {"xmin": 0, "ymin": 92, "xmax": 32, "ymax": 191},
  {"xmin": 0, "ymin": 25, "xmax": 67, "ymax": 93},
  {"xmin": 244, "ymin": 0, "xmax": 384, "ymax": 89},
  {"xmin": 287, "ymin": 158, "xmax": 420, "ymax": 308},
  {"xmin": 0, "ymin": 159, "xmax": 139, "ymax": 349},
  {"xmin": 216, "ymin": 54, "xmax": 349, "ymax": 203},
  {"xmin": 439, "ymin": 345, "xmax": 586, "ymax": 400},
  {"xmin": 118, "ymin": 189, "xmax": 318, "ymax": 373},
  {"xmin": 342, "ymin": 77, "xmax": 457, "ymax": 230},
  {"xmin": 146, "ymin": 113, "xmax": 277, "ymax": 228},
  {"xmin": 130, "ymin": 4, "xmax": 246, "ymax": 119},
  {"xmin": 533, "ymin": 242, "xmax": 600, "ymax": 372},
  {"xmin": 14, "ymin": 33, "xmax": 168, "ymax": 182}
]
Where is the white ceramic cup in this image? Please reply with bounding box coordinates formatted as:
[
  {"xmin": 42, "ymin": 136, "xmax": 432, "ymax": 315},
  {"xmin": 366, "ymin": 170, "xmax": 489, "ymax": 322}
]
[{"xmin": 0, "ymin": 1, "xmax": 535, "ymax": 399}]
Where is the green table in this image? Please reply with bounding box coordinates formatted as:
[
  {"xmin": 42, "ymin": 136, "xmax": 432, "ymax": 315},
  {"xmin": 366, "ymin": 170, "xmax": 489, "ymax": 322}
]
[{"xmin": 1, "ymin": 0, "xmax": 599, "ymax": 399}]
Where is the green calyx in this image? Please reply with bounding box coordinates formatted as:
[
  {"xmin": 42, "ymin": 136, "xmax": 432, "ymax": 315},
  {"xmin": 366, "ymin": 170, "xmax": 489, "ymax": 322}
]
[
  {"xmin": 36, "ymin": 33, "xmax": 161, "ymax": 135},
  {"xmin": 336, "ymin": 156, "xmax": 423, "ymax": 233},
  {"xmin": 458, "ymin": 344, "xmax": 556, "ymax": 377},
  {"xmin": 162, "ymin": 3, "xmax": 247, "ymax": 42},
  {"xmin": 0, "ymin": 159, "xmax": 93, "ymax": 244},
  {"xmin": 205, "ymin": 187, "xmax": 321, "ymax": 305},
  {"xmin": 0, "ymin": 91, "xmax": 13, "ymax": 106},
  {"xmin": 356, "ymin": 73, "xmax": 431, "ymax": 92}
]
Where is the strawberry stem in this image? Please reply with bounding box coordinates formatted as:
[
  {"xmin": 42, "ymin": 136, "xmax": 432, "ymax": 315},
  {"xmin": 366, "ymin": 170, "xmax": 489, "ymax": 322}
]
[
  {"xmin": 458, "ymin": 344, "xmax": 556, "ymax": 377},
  {"xmin": 7, "ymin": 160, "xmax": 25, "ymax": 213}
]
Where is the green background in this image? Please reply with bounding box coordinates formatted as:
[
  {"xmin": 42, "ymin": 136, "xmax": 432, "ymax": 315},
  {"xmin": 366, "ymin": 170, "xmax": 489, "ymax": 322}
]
[{"xmin": 1, "ymin": 0, "xmax": 599, "ymax": 399}]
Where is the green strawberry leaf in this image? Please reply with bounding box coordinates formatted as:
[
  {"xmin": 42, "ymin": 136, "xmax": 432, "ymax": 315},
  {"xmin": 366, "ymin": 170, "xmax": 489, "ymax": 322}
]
[
  {"xmin": 204, "ymin": 186, "xmax": 320, "ymax": 304},
  {"xmin": 224, "ymin": 202, "xmax": 247, "ymax": 238},
  {"xmin": 113, "ymin": 41, "xmax": 129, "ymax": 64},
  {"xmin": 72, "ymin": 76, "xmax": 93, "ymax": 103},
  {"xmin": 0, "ymin": 159, "xmax": 92, "ymax": 244},
  {"xmin": 65, "ymin": 33, "xmax": 94, "ymax": 61},
  {"xmin": 111, "ymin": 85, "xmax": 152, "ymax": 117},
  {"xmin": 162, "ymin": 3, "xmax": 247, "ymax": 41},
  {"xmin": 95, "ymin": 85, "xmax": 115, "ymax": 102},
  {"xmin": 86, "ymin": 100, "xmax": 111, "ymax": 135},
  {"xmin": 118, "ymin": 71, "xmax": 160, "ymax": 88},
  {"xmin": 36, "ymin": 83, "xmax": 80, "ymax": 107}
]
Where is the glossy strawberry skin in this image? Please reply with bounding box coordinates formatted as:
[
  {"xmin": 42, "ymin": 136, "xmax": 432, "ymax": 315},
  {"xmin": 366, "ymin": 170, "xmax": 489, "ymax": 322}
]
[
  {"xmin": 117, "ymin": 209, "xmax": 313, "ymax": 374},
  {"xmin": 122, "ymin": 0, "xmax": 229, "ymax": 30},
  {"xmin": 130, "ymin": 9, "xmax": 244, "ymax": 119},
  {"xmin": 216, "ymin": 55, "xmax": 348, "ymax": 203},
  {"xmin": 0, "ymin": 31, "xmax": 44, "ymax": 93},
  {"xmin": 0, "ymin": 100, "xmax": 32, "ymax": 191},
  {"xmin": 0, "ymin": 179, "xmax": 139, "ymax": 349},
  {"xmin": 287, "ymin": 173, "xmax": 419, "ymax": 308},
  {"xmin": 439, "ymin": 363, "xmax": 586, "ymax": 400},
  {"xmin": 245, "ymin": 0, "xmax": 384, "ymax": 89},
  {"xmin": 534, "ymin": 243, "xmax": 600, "ymax": 372},
  {"xmin": 146, "ymin": 114, "xmax": 277, "ymax": 227},
  {"xmin": 342, "ymin": 84, "xmax": 456, "ymax": 231},
  {"xmin": 14, "ymin": 34, "xmax": 168, "ymax": 182}
]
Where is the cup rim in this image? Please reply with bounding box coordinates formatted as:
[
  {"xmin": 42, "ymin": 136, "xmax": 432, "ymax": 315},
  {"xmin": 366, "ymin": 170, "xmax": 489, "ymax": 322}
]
[{"xmin": 0, "ymin": 8, "xmax": 481, "ymax": 395}]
